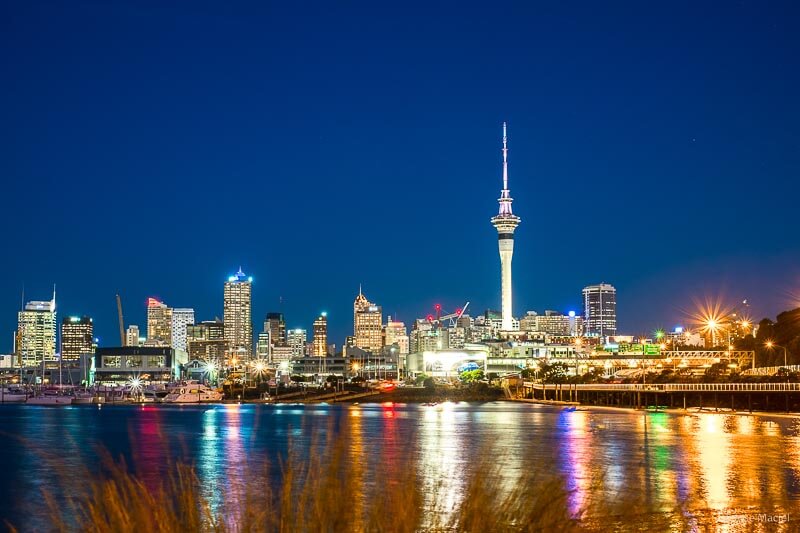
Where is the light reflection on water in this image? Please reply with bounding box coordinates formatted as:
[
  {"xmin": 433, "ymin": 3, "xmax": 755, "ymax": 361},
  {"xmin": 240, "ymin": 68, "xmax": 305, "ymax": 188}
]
[{"xmin": 2, "ymin": 402, "xmax": 800, "ymax": 529}]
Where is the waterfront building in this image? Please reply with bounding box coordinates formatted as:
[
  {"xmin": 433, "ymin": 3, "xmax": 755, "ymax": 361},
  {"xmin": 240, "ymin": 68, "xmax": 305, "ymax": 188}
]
[
  {"xmin": 224, "ymin": 268, "xmax": 253, "ymax": 361},
  {"xmin": 60, "ymin": 316, "xmax": 93, "ymax": 362},
  {"xmin": 17, "ymin": 291, "xmax": 57, "ymax": 367},
  {"xmin": 290, "ymin": 355, "xmax": 351, "ymax": 379},
  {"xmin": 94, "ymin": 346, "xmax": 185, "ymax": 384},
  {"xmin": 583, "ymin": 283, "xmax": 617, "ymax": 339},
  {"xmin": 264, "ymin": 312, "xmax": 287, "ymax": 347},
  {"xmin": 171, "ymin": 308, "xmax": 195, "ymax": 353},
  {"xmin": 490, "ymin": 123, "xmax": 521, "ymax": 332},
  {"xmin": 312, "ymin": 313, "xmax": 328, "ymax": 357},
  {"xmin": 125, "ymin": 325, "xmax": 141, "ymax": 347},
  {"xmin": 146, "ymin": 298, "xmax": 172, "ymax": 346},
  {"xmin": 186, "ymin": 320, "xmax": 227, "ymax": 364},
  {"xmin": 354, "ymin": 288, "xmax": 383, "ymax": 352},
  {"xmin": 383, "ymin": 317, "xmax": 410, "ymax": 355},
  {"xmin": 271, "ymin": 344, "xmax": 294, "ymax": 364},
  {"xmin": 405, "ymin": 348, "xmax": 489, "ymax": 379},
  {"xmin": 287, "ymin": 328, "xmax": 307, "ymax": 358}
]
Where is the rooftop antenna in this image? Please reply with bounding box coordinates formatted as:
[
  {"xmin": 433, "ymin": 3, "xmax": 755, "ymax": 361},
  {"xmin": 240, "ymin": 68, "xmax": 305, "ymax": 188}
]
[{"xmin": 502, "ymin": 121, "xmax": 508, "ymax": 191}]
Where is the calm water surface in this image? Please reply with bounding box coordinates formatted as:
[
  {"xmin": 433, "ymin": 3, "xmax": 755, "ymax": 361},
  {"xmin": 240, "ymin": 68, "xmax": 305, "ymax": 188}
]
[{"xmin": 2, "ymin": 402, "xmax": 800, "ymax": 530}]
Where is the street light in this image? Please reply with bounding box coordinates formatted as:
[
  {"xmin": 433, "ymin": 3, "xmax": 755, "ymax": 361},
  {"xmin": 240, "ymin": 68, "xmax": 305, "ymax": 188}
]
[{"xmin": 765, "ymin": 341, "xmax": 789, "ymax": 368}]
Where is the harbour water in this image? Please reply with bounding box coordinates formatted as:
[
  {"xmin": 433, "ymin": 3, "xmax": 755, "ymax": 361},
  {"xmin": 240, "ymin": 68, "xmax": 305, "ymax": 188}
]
[{"xmin": 1, "ymin": 401, "xmax": 800, "ymax": 530}]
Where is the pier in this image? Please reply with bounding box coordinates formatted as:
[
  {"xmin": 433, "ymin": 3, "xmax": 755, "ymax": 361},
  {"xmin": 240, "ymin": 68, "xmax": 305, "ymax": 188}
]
[{"xmin": 523, "ymin": 382, "xmax": 800, "ymax": 412}]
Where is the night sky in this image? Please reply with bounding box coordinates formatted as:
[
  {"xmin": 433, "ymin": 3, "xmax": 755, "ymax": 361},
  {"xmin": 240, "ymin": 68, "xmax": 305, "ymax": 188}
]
[{"xmin": 2, "ymin": 1, "xmax": 799, "ymax": 349}]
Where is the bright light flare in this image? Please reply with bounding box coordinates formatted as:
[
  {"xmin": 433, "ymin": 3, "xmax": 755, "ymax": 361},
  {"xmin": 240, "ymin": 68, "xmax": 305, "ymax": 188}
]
[
  {"xmin": 251, "ymin": 359, "xmax": 268, "ymax": 377},
  {"xmin": 127, "ymin": 376, "xmax": 143, "ymax": 395},
  {"xmin": 688, "ymin": 298, "xmax": 732, "ymax": 341}
]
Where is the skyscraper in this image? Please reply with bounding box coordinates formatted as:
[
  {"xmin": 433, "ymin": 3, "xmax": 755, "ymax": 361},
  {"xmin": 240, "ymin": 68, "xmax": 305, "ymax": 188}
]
[
  {"xmin": 256, "ymin": 331, "xmax": 271, "ymax": 361},
  {"xmin": 171, "ymin": 308, "xmax": 195, "ymax": 353},
  {"xmin": 354, "ymin": 288, "xmax": 382, "ymax": 352},
  {"xmin": 264, "ymin": 312, "xmax": 286, "ymax": 347},
  {"xmin": 61, "ymin": 316, "xmax": 93, "ymax": 362},
  {"xmin": 17, "ymin": 290, "xmax": 57, "ymax": 367},
  {"xmin": 125, "ymin": 325, "xmax": 141, "ymax": 347},
  {"xmin": 490, "ymin": 122, "xmax": 521, "ymax": 332},
  {"xmin": 224, "ymin": 267, "xmax": 253, "ymax": 361},
  {"xmin": 583, "ymin": 283, "xmax": 617, "ymax": 339},
  {"xmin": 312, "ymin": 313, "xmax": 328, "ymax": 357},
  {"xmin": 383, "ymin": 317, "xmax": 409, "ymax": 355},
  {"xmin": 146, "ymin": 298, "xmax": 172, "ymax": 346},
  {"xmin": 287, "ymin": 328, "xmax": 307, "ymax": 358},
  {"xmin": 186, "ymin": 320, "xmax": 227, "ymax": 364}
]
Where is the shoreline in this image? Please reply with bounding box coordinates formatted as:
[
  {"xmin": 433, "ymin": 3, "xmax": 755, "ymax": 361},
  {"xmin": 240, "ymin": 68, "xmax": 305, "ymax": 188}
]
[{"xmin": 511, "ymin": 398, "xmax": 800, "ymax": 419}]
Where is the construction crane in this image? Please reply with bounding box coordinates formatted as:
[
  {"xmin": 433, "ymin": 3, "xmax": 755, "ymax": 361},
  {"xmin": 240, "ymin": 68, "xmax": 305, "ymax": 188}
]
[
  {"xmin": 428, "ymin": 302, "xmax": 470, "ymax": 329},
  {"xmin": 116, "ymin": 294, "xmax": 125, "ymax": 346}
]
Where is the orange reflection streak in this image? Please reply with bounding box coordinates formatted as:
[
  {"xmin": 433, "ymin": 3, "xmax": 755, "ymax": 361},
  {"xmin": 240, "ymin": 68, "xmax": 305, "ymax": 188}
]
[{"xmin": 347, "ymin": 406, "xmax": 365, "ymax": 531}]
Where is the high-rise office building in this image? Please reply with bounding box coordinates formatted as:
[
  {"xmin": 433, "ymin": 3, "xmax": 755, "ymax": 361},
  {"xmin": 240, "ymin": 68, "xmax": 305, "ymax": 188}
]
[
  {"xmin": 171, "ymin": 308, "xmax": 195, "ymax": 353},
  {"xmin": 383, "ymin": 317, "xmax": 409, "ymax": 355},
  {"xmin": 264, "ymin": 312, "xmax": 286, "ymax": 347},
  {"xmin": 61, "ymin": 316, "xmax": 93, "ymax": 362},
  {"xmin": 125, "ymin": 325, "xmax": 141, "ymax": 347},
  {"xmin": 583, "ymin": 283, "xmax": 617, "ymax": 339},
  {"xmin": 287, "ymin": 329, "xmax": 307, "ymax": 358},
  {"xmin": 186, "ymin": 320, "xmax": 226, "ymax": 364},
  {"xmin": 224, "ymin": 268, "xmax": 253, "ymax": 361},
  {"xmin": 146, "ymin": 298, "xmax": 172, "ymax": 346},
  {"xmin": 17, "ymin": 290, "xmax": 57, "ymax": 367},
  {"xmin": 354, "ymin": 288, "xmax": 382, "ymax": 352},
  {"xmin": 312, "ymin": 313, "xmax": 328, "ymax": 357},
  {"xmin": 256, "ymin": 331, "xmax": 271, "ymax": 361},
  {"xmin": 490, "ymin": 123, "xmax": 521, "ymax": 332},
  {"xmin": 519, "ymin": 310, "xmax": 584, "ymax": 337}
]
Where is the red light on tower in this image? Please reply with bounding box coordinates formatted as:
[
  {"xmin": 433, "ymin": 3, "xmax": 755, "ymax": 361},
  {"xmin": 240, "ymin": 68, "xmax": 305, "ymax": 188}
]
[
  {"xmin": 426, "ymin": 314, "xmax": 434, "ymax": 322},
  {"xmin": 455, "ymin": 308, "xmax": 463, "ymax": 316},
  {"xmin": 434, "ymin": 304, "xmax": 441, "ymax": 311}
]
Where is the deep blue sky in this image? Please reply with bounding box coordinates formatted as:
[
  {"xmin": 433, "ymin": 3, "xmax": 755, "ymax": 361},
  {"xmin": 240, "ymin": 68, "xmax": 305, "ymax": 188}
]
[{"xmin": 2, "ymin": 1, "xmax": 799, "ymax": 349}]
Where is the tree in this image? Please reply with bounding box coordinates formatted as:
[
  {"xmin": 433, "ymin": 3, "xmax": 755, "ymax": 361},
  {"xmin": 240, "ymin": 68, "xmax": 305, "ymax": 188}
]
[
  {"xmin": 702, "ymin": 362, "xmax": 727, "ymax": 383},
  {"xmin": 540, "ymin": 362, "xmax": 569, "ymax": 384},
  {"xmin": 459, "ymin": 369, "xmax": 484, "ymax": 383}
]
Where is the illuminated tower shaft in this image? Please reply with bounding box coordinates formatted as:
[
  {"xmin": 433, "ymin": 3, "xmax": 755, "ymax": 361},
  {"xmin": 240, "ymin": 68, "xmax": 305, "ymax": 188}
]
[{"xmin": 490, "ymin": 123, "xmax": 521, "ymax": 331}]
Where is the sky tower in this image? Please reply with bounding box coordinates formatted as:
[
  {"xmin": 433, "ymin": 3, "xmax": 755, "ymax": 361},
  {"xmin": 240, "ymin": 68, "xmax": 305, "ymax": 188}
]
[{"xmin": 490, "ymin": 122, "xmax": 521, "ymax": 331}]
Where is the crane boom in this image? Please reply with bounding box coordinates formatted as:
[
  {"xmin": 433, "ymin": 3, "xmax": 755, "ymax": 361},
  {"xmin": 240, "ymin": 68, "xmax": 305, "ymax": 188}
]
[{"xmin": 116, "ymin": 294, "xmax": 125, "ymax": 346}]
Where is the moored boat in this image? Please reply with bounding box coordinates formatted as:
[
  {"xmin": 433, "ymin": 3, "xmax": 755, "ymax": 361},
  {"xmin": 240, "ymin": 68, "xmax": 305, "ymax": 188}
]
[
  {"xmin": 0, "ymin": 387, "xmax": 28, "ymax": 403},
  {"xmin": 26, "ymin": 390, "xmax": 72, "ymax": 405},
  {"xmin": 163, "ymin": 381, "xmax": 223, "ymax": 403}
]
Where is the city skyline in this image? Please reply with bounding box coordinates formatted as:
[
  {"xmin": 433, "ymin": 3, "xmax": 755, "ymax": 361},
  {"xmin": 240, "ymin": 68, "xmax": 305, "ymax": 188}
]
[{"xmin": 2, "ymin": 2, "xmax": 799, "ymax": 350}]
